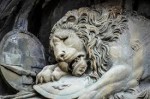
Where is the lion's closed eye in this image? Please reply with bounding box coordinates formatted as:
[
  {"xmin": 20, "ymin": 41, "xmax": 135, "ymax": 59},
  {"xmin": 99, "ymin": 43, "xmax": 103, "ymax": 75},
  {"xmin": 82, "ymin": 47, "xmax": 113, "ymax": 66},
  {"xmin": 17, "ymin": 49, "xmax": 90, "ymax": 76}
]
[
  {"xmin": 60, "ymin": 37, "xmax": 68, "ymax": 41},
  {"xmin": 53, "ymin": 36, "xmax": 61, "ymax": 42},
  {"xmin": 53, "ymin": 36, "xmax": 68, "ymax": 45}
]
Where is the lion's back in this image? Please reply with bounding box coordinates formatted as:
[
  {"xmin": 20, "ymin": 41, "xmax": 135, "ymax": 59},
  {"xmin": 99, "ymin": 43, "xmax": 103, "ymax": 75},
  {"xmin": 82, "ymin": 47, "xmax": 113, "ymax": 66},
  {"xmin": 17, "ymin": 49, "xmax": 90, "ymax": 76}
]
[{"xmin": 128, "ymin": 15, "xmax": 150, "ymax": 81}]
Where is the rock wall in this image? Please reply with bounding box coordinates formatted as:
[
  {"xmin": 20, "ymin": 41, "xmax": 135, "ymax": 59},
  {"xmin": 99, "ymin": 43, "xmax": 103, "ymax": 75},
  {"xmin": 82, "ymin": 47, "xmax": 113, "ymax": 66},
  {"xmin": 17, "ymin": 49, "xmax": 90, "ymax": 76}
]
[{"xmin": 0, "ymin": 0, "xmax": 150, "ymax": 95}]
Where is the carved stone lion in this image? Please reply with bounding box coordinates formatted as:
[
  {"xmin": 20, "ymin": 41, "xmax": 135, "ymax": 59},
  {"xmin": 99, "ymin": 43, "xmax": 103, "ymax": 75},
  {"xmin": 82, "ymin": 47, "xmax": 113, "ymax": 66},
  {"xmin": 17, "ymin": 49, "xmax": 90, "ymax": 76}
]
[{"xmin": 35, "ymin": 4, "xmax": 149, "ymax": 99}]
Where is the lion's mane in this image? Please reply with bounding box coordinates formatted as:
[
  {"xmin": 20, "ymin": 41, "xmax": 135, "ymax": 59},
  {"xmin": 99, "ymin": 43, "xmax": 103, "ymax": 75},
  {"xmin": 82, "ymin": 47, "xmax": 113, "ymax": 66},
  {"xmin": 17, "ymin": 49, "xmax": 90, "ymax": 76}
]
[{"xmin": 50, "ymin": 4, "xmax": 127, "ymax": 77}]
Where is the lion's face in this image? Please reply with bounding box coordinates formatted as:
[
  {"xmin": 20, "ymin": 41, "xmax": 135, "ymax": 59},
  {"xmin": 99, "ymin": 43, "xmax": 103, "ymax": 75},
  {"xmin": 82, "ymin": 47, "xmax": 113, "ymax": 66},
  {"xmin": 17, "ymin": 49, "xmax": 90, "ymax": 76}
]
[{"xmin": 50, "ymin": 29, "xmax": 87, "ymax": 76}]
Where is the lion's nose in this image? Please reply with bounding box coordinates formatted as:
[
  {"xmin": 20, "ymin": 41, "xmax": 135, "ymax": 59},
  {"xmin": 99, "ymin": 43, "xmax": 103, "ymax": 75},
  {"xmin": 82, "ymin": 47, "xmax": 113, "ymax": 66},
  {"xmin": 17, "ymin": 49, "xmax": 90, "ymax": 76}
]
[{"xmin": 57, "ymin": 51, "xmax": 65, "ymax": 61}]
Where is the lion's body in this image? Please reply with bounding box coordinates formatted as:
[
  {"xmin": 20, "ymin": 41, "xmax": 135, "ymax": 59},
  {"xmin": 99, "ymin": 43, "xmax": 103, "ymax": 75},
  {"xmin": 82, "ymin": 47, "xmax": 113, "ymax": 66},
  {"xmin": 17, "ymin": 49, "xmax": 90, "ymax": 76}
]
[{"xmin": 36, "ymin": 4, "xmax": 150, "ymax": 98}]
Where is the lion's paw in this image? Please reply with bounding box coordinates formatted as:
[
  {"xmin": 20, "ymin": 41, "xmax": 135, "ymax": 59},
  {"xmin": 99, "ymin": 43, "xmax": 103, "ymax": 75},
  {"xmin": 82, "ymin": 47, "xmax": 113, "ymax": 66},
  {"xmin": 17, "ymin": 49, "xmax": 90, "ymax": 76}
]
[{"xmin": 36, "ymin": 66, "xmax": 53, "ymax": 84}]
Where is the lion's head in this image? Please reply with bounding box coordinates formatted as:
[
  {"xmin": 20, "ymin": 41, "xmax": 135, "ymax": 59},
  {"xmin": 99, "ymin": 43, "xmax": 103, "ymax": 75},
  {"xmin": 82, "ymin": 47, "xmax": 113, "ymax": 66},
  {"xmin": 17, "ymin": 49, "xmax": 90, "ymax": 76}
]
[{"xmin": 49, "ymin": 4, "xmax": 127, "ymax": 78}]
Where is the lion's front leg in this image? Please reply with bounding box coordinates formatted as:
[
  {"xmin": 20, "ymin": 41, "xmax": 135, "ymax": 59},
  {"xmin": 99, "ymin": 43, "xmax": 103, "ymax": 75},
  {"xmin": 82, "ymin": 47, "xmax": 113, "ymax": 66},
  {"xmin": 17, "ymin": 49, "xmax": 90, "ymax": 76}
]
[{"xmin": 50, "ymin": 67, "xmax": 68, "ymax": 81}]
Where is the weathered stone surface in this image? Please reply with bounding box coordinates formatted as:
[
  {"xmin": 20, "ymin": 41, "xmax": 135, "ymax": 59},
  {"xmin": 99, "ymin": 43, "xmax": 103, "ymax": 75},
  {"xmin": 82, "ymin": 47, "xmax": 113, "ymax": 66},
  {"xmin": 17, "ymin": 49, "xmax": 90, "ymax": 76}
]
[
  {"xmin": 0, "ymin": 29, "xmax": 46, "ymax": 92},
  {"xmin": 0, "ymin": 0, "xmax": 150, "ymax": 98},
  {"xmin": 34, "ymin": 3, "xmax": 150, "ymax": 99}
]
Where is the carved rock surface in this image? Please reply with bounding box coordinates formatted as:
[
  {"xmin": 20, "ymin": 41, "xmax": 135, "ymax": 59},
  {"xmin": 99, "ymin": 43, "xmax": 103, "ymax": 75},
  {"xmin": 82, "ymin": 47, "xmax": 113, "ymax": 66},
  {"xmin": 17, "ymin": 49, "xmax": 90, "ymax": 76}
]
[{"xmin": 0, "ymin": 29, "xmax": 46, "ymax": 91}]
